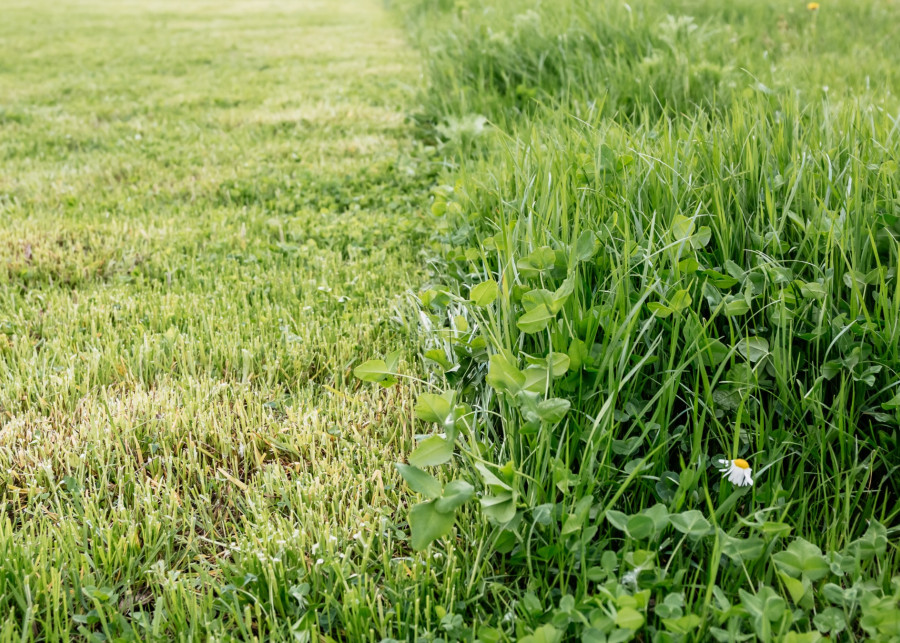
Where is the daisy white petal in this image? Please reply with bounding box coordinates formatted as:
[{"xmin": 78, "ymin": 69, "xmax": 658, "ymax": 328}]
[{"xmin": 719, "ymin": 458, "xmax": 753, "ymax": 487}]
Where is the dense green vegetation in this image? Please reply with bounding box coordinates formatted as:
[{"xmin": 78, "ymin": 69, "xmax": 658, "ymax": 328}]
[
  {"xmin": 2, "ymin": 0, "xmax": 899, "ymax": 640},
  {"xmin": 356, "ymin": 0, "xmax": 900, "ymax": 640}
]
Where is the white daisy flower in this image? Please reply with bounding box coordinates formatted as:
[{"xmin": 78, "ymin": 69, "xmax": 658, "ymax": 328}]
[{"xmin": 718, "ymin": 458, "xmax": 753, "ymax": 487}]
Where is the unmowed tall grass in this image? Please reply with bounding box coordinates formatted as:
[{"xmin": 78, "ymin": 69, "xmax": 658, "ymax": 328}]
[{"xmin": 366, "ymin": 0, "xmax": 900, "ymax": 639}]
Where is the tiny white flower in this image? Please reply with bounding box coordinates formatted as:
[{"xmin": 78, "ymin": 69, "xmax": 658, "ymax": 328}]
[
  {"xmin": 315, "ymin": 558, "xmax": 324, "ymax": 565},
  {"xmin": 718, "ymin": 459, "xmax": 753, "ymax": 487}
]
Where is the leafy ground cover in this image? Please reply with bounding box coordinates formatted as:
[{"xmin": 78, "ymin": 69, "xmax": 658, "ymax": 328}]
[
  {"xmin": 3, "ymin": 0, "xmax": 900, "ymax": 640},
  {"xmin": 357, "ymin": 0, "xmax": 900, "ymax": 640}
]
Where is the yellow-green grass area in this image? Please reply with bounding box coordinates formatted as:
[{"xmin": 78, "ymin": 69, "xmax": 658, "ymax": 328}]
[{"xmin": 0, "ymin": 1, "xmax": 450, "ymax": 639}]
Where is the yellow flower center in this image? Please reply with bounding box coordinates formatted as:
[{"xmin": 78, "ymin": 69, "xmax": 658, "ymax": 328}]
[
  {"xmin": 734, "ymin": 459, "xmax": 750, "ymax": 469},
  {"xmin": 806, "ymin": 2, "xmax": 820, "ymax": 10}
]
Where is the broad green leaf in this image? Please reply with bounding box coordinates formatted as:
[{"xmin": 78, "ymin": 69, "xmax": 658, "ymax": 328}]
[
  {"xmin": 615, "ymin": 606, "xmax": 645, "ymax": 630},
  {"xmin": 800, "ymin": 281, "xmax": 827, "ymax": 299},
  {"xmin": 843, "ymin": 269, "xmax": 867, "ymax": 290},
  {"xmin": 617, "ymin": 154, "xmax": 635, "ymax": 170},
  {"xmin": 527, "ymin": 247, "xmax": 557, "ymax": 270},
  {"xmin": 772, "ymin": 538, "xmax": 830, "ymax": 581},
  {"xmin": 757, "ymin": 521, "xmax": 793, "ymax": 539},
  {"xmin": 767, "ymin": 266, "xmax": 794, "ymax": 284},
  {"xmin": 83, "ymin": 586, "xmax": 117, "ymax": 603},
  {"xmin": 655, "ymin": 471, "xmax": 680, "ymax": 502},
  {"xmin": 384, "ymin": 350, "xmax": 402, "ymax": 373},
  {"xmin": 474, "ymin": 461, "xmax": 512, "ymax": 491},
  {"xmin": 532, "ymin": 503, "xmax": 554, "ymax": 526},
  {"xmin": 524, "ymin": 352, "xmax": 567, "ymax": 374},
  {"xmin": 782, "ymin": 632, "xmax": 823, "ymax": 643},
  {"xmin": 670, "ymin": 289, "xmax": 692, "ymax": 312},
  {"xmin": 567, "ymin": 338, "xmax": 588, "ymax": 371},
  {"xmin": 865, "ymin": 266, "xmax": 886, "ymax": 284},
  {"xmin": 813, "ymin": 607, "xmax": 847, "ymax": 634},
  {"xmin": 702, "ymin": 281, "xmax": 723, "ymax": 306},
  {"xmin": 671, "ymin": 215, "xmax": 695, "ymax": 242},
  {"xmin": 845, "ymin": 520, "xmax": 887, "ymax": 560},
  {"xmin": 523, "ymin": 366, "xmax": 550, "ymax": 393},
  {"xmin": 408, "ymin": 435, "xmax": 454, "ymax": 467},
  {"xmin": 551, "ymin": 274, "xmax": 576, "ymax": 312},
  {"xmin": 740, "ymin": 586, "xmax": 786, "ymax": 622},
  {"xmin": 414, "ymin": 393, "xmax": 452, "ymax": 424},
  {"xmin": 822, "ymin": 583, "xmax": 860, "ymax": 607},
  {"xmin": 602, "ymin": 550, "xmax": 618, "ymax": 574},
  {"xmin": 423, "ymin": 348, "xmax": 453, "ymax": 370},
  {"xmin": 826, "ymin": 550, "xmax": 856, "ymax": 575},
  {"xmin": 822, "ymin": 360, "xmax": 842, "ymax": 379},
  {"xmin": 580, "ymin": 628, "xmax": 606, "ymax": 643},
  {"xmin": 477, "ymin": 626, "xmax": 503, "ymax": 643},
  {"xmin": 626, "ymin": 514, "xmax": 655, "ymax": 540},
  {"xmin": 536, "ymin": 398, "xmax": 570, "ymax": 424},
  {"xmin": 421, "ymin": 288, "xmax": 451, "ymax": 309},
  {"xmin": 480, "ymin": 491, "xmax": 517, "ymax": 524},
  {"xmin": 703, "ymin": 269, "xmax": 740, "ymax": 289},
  {"xmin": 643, "ymin": 503, "xmax": 670, "ymax": 533},
  {"xmin": 690, "ymin": 226, "xmax": 712, "ymax": 249},
  {"xmin": 699, "ymin": 338, "xmax": 729, "ymax": 366},
  {"xmin": 574, "ymin": 230, "xmax": 597, "ymax": 262},
  {"xmin": 561, "ymin": 497, "xmax": 594, "ymax": 536},
  {"xmin": 669, "ymin": 510, "xmax": 712, "ymax": 538},
  {"xmin": 778, "ymin": 571, "xmax": 813, "ymax": 610},
  {"xmin": 353, "ymin": 359, "xmax": 390, "ymax": 383},
  {"xmin": 769, "ymin": 305, "xmax": 794, "ymax": 328},
  {"xmin": 606, "ymin": 510, "xmax": 629, "ymax": 533},
  {"xmin": 882, "ymin": 391, "xmax": 900, "ymax": 410},
  {"xmin": 522, "ymin": 289, "xmax": 554, "ymax": 312},
  {"xmin": 648, "ymin": 302, "xmax": 674, "ymax": 317},
  {"xmin": 519, "ymin": 624, "xmax": 563, "ymax": 643},
  {"xmin": 737, "ymin": 336, "xmax": 769, "ymax": 362},
  {"xmin": 469, "ymin": 279, "xmax": 499, "ymax": 306},
  {"xmin": 724, "ymin": 260, "xmax": 745, "ymax": 279},
  {"xmin": 395, "ymin": 463, "xmax": 442, "ymax": 499},
  {"xmin": 517, "ymin": 304, "xmax": 554, "ymax": 333},
  {"xmin": 486, "ymin": 353, "xmax": 525, "ymax": 395},
  {"xmin": 720, "ymin": 530, "xmax": 766, "ymax": 562},
  {"xmin": 723, "ymin": 298, "xmax": 751, "ymax": 316},
  {"xmin": 663, "ymin": 614, "xmax": 702, "ymax": 635},
  {"xmin": 434, "ymin": 480, "xmax": 474, "ymax": 513},
  {"xmin": 678, "ymin": 257, "xmax": 701, "ymax": 273},
  {"xmin": 546, "ymin": 352, "xmax": 570, "ymax": 377},
  {"xmin": 408, "ymin": 500, "xmax": 455, "ymax": 550},
  {"xmin": 655, "ymin": 593, "xmax": 684, "ymax": 619},
  {"xmin": 612, "ymin": 436, "xmax": 642, "ymax": 456}
]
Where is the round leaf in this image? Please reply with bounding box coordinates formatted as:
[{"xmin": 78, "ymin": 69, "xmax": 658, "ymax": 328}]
[{"xmin": 470, "ymin": 280, "xmax": 499, "ymax": 307}]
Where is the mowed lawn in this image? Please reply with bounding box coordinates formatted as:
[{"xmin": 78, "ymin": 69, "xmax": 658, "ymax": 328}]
[{"xmin": 0, "ymin": 1, "xmax": 448, "ymax": 639}]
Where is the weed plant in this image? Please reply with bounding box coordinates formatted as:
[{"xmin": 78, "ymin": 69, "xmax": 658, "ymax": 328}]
[{"xmin": 359, "ymin": 0, "xmax": 900, "ymax": 639}]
